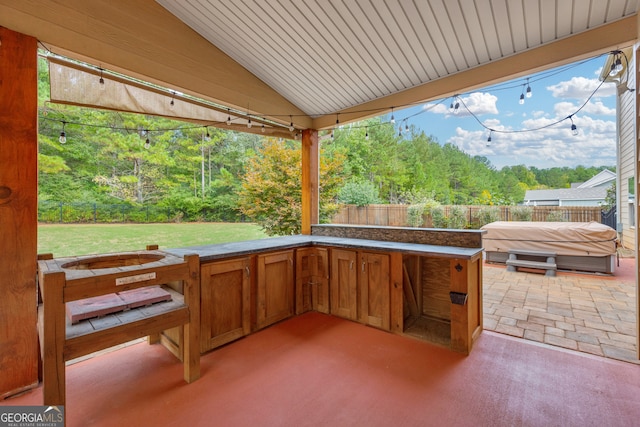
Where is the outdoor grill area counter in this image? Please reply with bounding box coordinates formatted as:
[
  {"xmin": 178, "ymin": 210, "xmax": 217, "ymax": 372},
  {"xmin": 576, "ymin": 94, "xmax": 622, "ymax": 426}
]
[{"xmin": 167, "ymin": 224, "xmax": 484, "ymax": 355}]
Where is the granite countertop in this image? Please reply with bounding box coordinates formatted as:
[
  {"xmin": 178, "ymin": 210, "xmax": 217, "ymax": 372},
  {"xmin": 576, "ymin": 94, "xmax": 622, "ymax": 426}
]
[{"xmin": 166, "ymin": 235, "xmax": 483, "ymax": 263}]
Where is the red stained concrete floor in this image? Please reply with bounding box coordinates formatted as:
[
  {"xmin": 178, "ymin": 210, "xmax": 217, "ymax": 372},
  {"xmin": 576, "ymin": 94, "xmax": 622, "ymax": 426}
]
[{"xmin": 3, "ymin": 312, "xmax": 640, "ymax": 427}]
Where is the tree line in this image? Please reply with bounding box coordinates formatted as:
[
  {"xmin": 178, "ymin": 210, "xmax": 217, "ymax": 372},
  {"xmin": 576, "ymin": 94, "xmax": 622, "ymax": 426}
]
[{"xmin": 36, "ymin": 58, "xmax": 613, "ymax": 235}]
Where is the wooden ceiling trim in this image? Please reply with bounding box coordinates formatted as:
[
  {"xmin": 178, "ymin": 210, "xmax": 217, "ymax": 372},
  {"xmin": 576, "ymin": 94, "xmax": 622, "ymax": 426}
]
[
  {"xmin": 311, "ymin": 15, "xmax": 638, "ymax": 129},
  {"xmin": 0, "ymin": 0, "xmax": 313, "ymax": 129}
]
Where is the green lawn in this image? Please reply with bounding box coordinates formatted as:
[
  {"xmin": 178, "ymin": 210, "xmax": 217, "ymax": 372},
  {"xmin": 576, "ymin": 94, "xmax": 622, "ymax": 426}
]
[{"xmin": 38, "ymin": 223, "xmax": 268, "ymax": 257}]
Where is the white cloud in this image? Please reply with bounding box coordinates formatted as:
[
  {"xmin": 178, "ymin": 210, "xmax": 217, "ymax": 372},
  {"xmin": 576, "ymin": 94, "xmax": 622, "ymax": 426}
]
[
  {"xmin": 546, "ymin": 76, "xmax": 616, "ymax": 99},
  {"xmin": 448, "ymin": 113, "xmax": 616, "ymax": 168},
  {"xmin": 425, "ymin": 92, "xmax": 498, "ymax": 117}
]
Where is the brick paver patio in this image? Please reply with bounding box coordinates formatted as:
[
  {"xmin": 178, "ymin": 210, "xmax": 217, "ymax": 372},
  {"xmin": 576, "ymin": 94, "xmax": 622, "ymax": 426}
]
[{"xmin": 483, "ymin": 257, "xmax": 638, "ymax": 363}]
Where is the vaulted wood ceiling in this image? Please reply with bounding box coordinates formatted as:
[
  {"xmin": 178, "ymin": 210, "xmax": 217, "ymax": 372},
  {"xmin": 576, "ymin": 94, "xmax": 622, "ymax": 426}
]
[{"xmin": 0, "ymin": 0, "xmax": 638, "ymax": 131}]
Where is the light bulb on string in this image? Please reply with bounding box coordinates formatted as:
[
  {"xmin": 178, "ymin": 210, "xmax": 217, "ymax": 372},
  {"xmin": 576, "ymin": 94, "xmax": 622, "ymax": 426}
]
[
  {"xmin": 453, "ymin": 101, "xmax": 460, "ymax": 114},
  {"xmin": 449, "ymin": 101, "xmax": 454, "ymax": 113},
  {"xmin": 226, "ymin": 109, "xmax": 232, "ymax": 125},
  {"xmin": 404, "ymin": 123, "xmax": 409, "ymax": 133},
  {"xmin": 169, "ymin": 91, "xmax": 175, "ymax": 107},
  {"xmin": 519, "ymin": 92, "xmax": 525, "ymax": 105},
  {"xmin": 569, "ymin": 116, "xmax": 578, "ymax": 136},
  {"xmin": 98, "ymin": 68, "xmax": 105, "ymax": 90},
  {"xmin": 615, "ymin": 57, "xmax": 623, "ymax": 73},
  {"xmin": 247, "ymin": 118, "xmax": 252, "ymax": 128},
  {"xmin": 390, "ymin": 107, "xmax": 395, "ymax": 124},
  {"xmin": 59, "ymin": 121, "xmax": 67, "ymax": 144},
  {"xmin": 526, "ymin": 79, "xmax": 532, "ymax": 98},
  {"xmin": 203, "ymin": 127, "xmax": 211, "ymax": 142},
  {"xmin": 289, "ymin": 115, "xmax": 295, "ymax": 132},
  {"xmin": 261, "ymin": 124, "xmax": 265, "ymax": 133},
  {"xmin": 365, "ymin": 128, "xmax": 369, "ymax": 140},
  {"xmin": 486, "ymin": 130, "xmax": 492, "ymax": 147},
  {"xmin": 144, "ymin": 130, "xmax": 151, "ymax": 149}
]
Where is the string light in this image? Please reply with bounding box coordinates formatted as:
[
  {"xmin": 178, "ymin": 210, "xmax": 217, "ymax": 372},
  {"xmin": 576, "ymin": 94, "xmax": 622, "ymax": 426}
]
[
  {"xmin": 169, "ymin": 91, "xmax": 175, "ymax": 107},
  {"xmin": 59, "ymin": 121, "xmax": 67, "ymax": 144},
  {"xmin": 365, "ymin": 128, "xmax": 369, "ymax": 140},
  {"xmin": 404, "ymin": 123, "xmax": 409, "ymax": 133},
  {"xmin": 519, "ymin": 91, "xmax": 525, "ymax": 105},
  {"xmin": 40, "ymin": 50, "xmax": 617, "ymax": 145},
  {"xmin": 203, "ymin": 126, "xmax": 211, "ymax": 141},
  {"xmin": 144, "ymin": 130, "xmax": 151, "ymax": 149},
  {"xmin": 262, "ymin": 123, "xmax": 265, "ymax": 133},
  {"xmin": 486, "ymin": 130, "xmax": 492, "ymax": 146},
  {"xmin": 247, "ymin": 117, "xmax": 252, "ymax": 128}
]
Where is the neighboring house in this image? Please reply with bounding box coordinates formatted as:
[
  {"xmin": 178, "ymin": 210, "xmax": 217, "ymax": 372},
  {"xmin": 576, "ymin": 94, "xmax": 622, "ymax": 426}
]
[
  {"xmin": 600, "ymin": 48, "xmax": 636, "ymax": 249},
  {"xmin": 523, "ymin": 169, "xmax": 615, "ymax": 207}
]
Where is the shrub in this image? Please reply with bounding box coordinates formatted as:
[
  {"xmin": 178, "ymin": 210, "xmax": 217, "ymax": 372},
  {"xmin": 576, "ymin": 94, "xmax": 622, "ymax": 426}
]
[
  {"xmin": 407, "ymin": 204, "xmax": 426, "ymax": 227},
  {"xmin": 475, "ymin": 206, "xmax": 501, "ymax": 227},
  {"xmin": 431, "ymin": 206, "xmax": 448, "ymax": 228},
  {"xmin": 545, "ymin": 210, "xmax": 566, "ymax": 221},
  {"xmin": 448, "ymin": 205, "xmax": 468, "ymax": 229},
  {"xmin": 510, "ymin": 206, "xmax": 533, "ymax": 221}
]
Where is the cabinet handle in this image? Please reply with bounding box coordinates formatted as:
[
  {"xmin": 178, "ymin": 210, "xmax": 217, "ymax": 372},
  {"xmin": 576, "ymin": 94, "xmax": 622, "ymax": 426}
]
[
  {"xmin": 362, "ymin": 260, "xmax": 366, "ymax": 273},
  {"xmin": 349, "ymin": 260, "xmax": 354, "ymax": 270},
  {"xmin": 245, "ymin": 266, "xmax": 250, "ymax": 277}
]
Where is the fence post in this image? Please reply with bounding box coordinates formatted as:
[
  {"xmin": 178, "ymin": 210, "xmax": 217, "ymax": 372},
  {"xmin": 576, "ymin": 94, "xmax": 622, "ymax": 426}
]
[
  {"xmin": 59, "ymin": 202, "xmax": 63, "ymax": 223},
  {"xmin": 93, "ymin": 203, "xmax": 97, "ymax": 223}
]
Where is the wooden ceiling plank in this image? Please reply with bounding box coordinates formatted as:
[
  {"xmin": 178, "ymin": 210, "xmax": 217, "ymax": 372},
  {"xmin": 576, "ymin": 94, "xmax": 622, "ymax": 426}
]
[
  {"xmin": 444, "ymin": 0, "xmax": 480, "ymax": 69},
  {"xmin": 413, "ymin": 0, "xmax": 459, "ymax": 75},
  {"xmin": 490, "ymin": 0, "xmax": 515, "ymax": 56},
  {"xmin": 555, "ymin": 0, "xmax": 574, "ymax": 38},
  {"xmin": 506, "ymin": 0, "xmax": 528, "ymax": 52},
  {"xmin": 401, "ymin": 0, "xmax": 447, "ymax": 78},
  {"xmin": 474, "ymin": 0, "xmax": 503, "ymax": 59},
  {"xmin": 380, "ymin": 0, "xmax": 432, "ymax": 86},
  {"xmin": 540, "ymin": 0, "xmax": 558, "ymax": 43},
  {"xmin": 523, "ymin": 0, "xmax": 542, "ymax": 47},
  {"xmin": 430, "ymin": 0, "xmax": 470, "ymax": 71},
  {"xmin": 460, "ymin": 0, "xmax": 492, "ymax": 64}
]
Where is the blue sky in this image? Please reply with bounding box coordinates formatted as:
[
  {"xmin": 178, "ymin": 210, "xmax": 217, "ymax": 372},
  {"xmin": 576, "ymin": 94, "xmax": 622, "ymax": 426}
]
[{"xmin": 391, "ymin": 52, "xmax": 619, "ymax": 170}]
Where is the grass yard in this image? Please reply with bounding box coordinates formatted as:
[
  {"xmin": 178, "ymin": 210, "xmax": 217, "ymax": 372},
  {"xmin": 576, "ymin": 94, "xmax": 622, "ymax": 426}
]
[{"xmin": 38, "ymin": 222, "xmax": 268, "ymax": 257}]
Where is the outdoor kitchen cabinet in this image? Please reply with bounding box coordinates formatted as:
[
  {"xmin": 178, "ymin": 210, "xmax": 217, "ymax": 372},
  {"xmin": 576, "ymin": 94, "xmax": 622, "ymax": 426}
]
[
  {"xmin": 256, "ymin": 250, "xmax": 295, "ymax": 330},
  {"xmin": 330, "ymin": 248, "xmax": 395, "ymax": 331},
  {"xmin": 200, "ymin": 256, "xmax": 251, "ymax": 352},
  {"xmin": 295, "ymin": 247, "xmax": 329, "ymax": 314}
]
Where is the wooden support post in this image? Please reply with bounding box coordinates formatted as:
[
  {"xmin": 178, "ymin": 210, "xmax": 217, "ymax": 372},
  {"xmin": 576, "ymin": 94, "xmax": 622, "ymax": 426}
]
[
  {"xmin": 301, "ymin": 129, "xmax": 319, "ymax": 235},
  {"xmin": 40, "ymin": 271, "xmax": 66, "ymax": 406},
  {"xmin": 183, "ymin": 254, "xmax": 200, "ymax": 383},
  {"xmin": 0, "ymin": 27, "xmax": 39, "ymax": 398}
]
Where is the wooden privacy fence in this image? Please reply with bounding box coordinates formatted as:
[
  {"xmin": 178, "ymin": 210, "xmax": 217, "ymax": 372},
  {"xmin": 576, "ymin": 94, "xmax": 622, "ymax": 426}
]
[{"xmin": 331, "ymin": 205, "xmax": 605, "ymax": 229}]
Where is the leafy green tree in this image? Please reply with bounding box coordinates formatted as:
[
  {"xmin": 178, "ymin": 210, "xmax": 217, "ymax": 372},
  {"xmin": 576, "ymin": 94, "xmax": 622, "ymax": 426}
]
[{"xmin": 239, "ymin": 138, "xmax": 344, "ymax": 235}]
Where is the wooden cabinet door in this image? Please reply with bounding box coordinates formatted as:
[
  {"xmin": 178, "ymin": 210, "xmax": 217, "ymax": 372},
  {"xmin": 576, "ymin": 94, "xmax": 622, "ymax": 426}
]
[
  {"xmin": 257, "ymin": 250, "xmax": 294, "ymax": 329},
  {"xmin": 330, "ymin": 249, "xmax": 357, "ymax": 320},
  {"xmin": 296, "ymin": 247, "xmax": 329, "ymax": 314},
  {"xmin": 200, "ymin": 257, "xmax": 251, "ymax": 352},
  {"xmin": 359, "ymin": 252, "xmax": 390, "ymax": 331}
]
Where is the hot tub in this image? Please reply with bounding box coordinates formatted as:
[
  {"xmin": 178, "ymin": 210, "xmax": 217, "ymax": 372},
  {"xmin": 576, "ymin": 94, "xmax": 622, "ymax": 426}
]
[{"xmin": 481, "ymin": 221, "xmax": 617, "ymax": 274}]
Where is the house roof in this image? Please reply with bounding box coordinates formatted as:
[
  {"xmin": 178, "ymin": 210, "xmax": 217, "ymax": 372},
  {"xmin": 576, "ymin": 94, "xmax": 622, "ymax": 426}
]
[
  {"xmin": 576, "ymin": 169, "xmax": 616, "ymax": 188},
  {"xmin": 0, "ymin": 1, "xmax": 637, "ymax": 131},
  {"xmin": 525, "ymin": 187, "xmax": 609, "ymax": 203}
]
